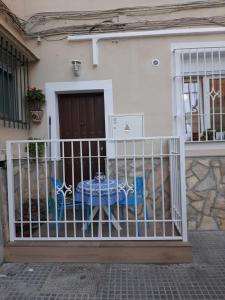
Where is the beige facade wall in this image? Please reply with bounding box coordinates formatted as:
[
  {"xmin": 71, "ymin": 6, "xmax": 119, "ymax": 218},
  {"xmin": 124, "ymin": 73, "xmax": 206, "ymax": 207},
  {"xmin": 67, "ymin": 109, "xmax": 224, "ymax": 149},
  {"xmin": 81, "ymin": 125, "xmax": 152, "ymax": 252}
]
[
  {"xmin": 26, "ymin": 33, "xmax": 225, "ymax": 141},
  {"xmin": 2, "ymin": 1, "xmax": 225, "ymax": 144}
]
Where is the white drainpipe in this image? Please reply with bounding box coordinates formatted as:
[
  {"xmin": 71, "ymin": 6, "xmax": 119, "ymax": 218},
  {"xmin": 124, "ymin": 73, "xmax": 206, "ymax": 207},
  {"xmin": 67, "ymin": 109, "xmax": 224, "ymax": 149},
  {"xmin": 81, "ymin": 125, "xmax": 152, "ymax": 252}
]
[{"xmin": 68, "ymin": 27, "xmax": 225, "ymax": 66}]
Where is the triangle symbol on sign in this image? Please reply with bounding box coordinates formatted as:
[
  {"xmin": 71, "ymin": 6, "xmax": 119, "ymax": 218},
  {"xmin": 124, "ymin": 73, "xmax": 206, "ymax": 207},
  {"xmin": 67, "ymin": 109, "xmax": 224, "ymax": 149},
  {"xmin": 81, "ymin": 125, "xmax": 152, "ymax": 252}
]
[{"xmin": 124, "ymin": 124, "xmax": 131, "ymax": 131}]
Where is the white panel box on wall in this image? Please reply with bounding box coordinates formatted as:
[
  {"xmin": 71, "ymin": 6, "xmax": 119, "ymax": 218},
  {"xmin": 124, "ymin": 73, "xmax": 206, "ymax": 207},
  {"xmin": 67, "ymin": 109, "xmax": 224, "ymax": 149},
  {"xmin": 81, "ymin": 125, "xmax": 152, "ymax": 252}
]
[{"xmin": 109, "ymin": 114, "xmax": 144, "ymax": 139}]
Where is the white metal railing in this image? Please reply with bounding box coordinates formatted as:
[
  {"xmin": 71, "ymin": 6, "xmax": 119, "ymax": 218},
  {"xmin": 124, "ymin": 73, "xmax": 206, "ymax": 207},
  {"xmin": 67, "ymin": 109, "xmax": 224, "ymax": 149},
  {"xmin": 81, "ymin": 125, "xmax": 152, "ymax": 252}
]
[
  {"xmin": 174, "ymin": 47, "xmax": 225, "ymax": 142},
  {"xmin": 6, "ymin": 137, "xmax": 187, "ymax": 241}
]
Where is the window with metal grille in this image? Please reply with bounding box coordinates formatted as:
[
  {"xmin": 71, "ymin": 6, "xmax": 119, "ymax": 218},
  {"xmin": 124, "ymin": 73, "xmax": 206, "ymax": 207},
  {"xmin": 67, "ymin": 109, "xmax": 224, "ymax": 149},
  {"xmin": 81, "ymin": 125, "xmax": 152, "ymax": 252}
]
[
  {"xmin": 174, "ymin": 46, "xmax": 225, "ymax": 142},
  {"xmin": 0, "ymin": 35, "xmax": 29, "ymax": 129}
]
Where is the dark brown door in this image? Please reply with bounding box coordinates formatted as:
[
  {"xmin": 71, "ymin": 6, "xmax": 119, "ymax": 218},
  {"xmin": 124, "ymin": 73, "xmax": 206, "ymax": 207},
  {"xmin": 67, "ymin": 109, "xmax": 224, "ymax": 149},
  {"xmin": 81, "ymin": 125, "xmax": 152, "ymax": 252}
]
[{"xmin": 58, "ymin": 93, "xmax": 106, "ymax": 185}]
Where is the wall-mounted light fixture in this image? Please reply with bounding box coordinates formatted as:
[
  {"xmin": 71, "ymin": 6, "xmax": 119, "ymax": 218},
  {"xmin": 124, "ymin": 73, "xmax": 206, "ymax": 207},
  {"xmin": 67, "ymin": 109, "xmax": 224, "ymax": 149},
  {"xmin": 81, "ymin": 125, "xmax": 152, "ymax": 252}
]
[{"xmin": 72, "ymin": 60, "xmax": 81, "ymax": 76}]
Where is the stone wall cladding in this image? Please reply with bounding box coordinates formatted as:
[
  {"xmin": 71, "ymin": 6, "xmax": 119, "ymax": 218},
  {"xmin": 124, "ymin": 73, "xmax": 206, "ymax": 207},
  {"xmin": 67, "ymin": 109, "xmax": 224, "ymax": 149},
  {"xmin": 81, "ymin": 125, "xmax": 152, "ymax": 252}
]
[{"xmin": 186, "ymin": 157, "xmax": 225, "ymax": 231}]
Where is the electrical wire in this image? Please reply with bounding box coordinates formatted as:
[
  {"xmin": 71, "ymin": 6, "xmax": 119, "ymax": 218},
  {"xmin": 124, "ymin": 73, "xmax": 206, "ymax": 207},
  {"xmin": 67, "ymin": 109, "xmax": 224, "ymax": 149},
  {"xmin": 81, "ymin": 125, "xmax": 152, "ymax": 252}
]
[
  {"xmin": 0, "ymin": 0, "xmax": 25, "ymax": 33},
  {"xmin": 25, "ymin": 16, "xmax": 225, "ymax": 38},
  {"xmin": 2, "ymin": 0, "xmax": 225, "ymax": 39}
]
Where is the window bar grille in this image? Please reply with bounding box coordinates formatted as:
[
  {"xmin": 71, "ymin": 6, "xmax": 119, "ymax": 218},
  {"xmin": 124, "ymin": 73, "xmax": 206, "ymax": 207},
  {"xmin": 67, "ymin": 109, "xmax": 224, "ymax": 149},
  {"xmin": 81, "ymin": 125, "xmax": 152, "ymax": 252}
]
[
  {"xmin": 188, "ymin": 51, "xmax": 193, "ymax": 141},
  {"xmin": 176, "ymin": 47, "xmax": 225, "ymax": 142},
  {"xmin": 14, "ymin": 48, "xmax": 19, "ymax": 128},
  {"xmin": 219, "ymin": 49, "xmax": 223, "ymax": 139},
  {"xmin": 23, "ymin": 55, "xmax": 27, "ymax": 128},
  {"xmin": 26, "ymin": 58, "xmax": 30, "ymax": 128},
  {"xmin": 196, "ymin": 49, "xmax": 201, "ymax": 141},
  {"xmin": 19, "ymin": 52, "xmax": 23, "ymax": 128},
  {"xmin": 0, "ymin": 35, "xmax": 29, "ymax": 128},
  {"xmin": 11, "ymin": 45, "xmax": 15, "ymax": 128},
  {"xmin": 0, "ymin": 37, "xmax": 5, "ymax": 127}
]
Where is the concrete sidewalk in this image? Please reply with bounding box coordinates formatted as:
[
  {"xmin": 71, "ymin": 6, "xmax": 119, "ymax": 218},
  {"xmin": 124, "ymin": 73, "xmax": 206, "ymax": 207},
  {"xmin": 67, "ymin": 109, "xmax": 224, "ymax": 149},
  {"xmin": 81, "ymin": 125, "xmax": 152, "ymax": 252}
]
[{"xmin": 0, "ymin": 231, "xmax": 225, "ymax": 300}]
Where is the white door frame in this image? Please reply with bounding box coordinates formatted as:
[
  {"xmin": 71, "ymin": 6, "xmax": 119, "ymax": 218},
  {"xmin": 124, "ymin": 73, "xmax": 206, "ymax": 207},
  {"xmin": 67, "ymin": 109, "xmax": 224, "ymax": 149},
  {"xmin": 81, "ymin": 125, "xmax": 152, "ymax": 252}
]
[{"xmin": 45, "ymin": 80, "xmax": 114, "ymax": 142}]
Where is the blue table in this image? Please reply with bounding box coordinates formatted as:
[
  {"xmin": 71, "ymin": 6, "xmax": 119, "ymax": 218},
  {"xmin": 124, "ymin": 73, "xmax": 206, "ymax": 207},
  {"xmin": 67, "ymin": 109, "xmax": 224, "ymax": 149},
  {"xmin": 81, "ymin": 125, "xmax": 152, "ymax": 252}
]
[{"xmin": 75, "ymin": 179, "xmax": 123, "ymax": 234}]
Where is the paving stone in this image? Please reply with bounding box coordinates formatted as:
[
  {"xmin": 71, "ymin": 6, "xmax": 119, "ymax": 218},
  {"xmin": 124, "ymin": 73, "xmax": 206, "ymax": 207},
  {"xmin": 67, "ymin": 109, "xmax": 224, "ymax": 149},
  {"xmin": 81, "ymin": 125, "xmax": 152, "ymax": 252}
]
[{"xmin": 0, "ymin": 232, "xmax": 225, "ymax": 299}]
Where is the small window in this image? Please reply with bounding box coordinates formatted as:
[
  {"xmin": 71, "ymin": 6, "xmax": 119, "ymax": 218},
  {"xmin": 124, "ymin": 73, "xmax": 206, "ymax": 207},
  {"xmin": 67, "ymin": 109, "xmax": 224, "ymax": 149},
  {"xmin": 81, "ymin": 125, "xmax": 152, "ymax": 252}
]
[
  {"xmin": 174, "ymin": 47, "xmax": 225, "ymax": 142},
  {"xmin": 0, "ymin": 35, "xmax": 29, "ymax": 129}
]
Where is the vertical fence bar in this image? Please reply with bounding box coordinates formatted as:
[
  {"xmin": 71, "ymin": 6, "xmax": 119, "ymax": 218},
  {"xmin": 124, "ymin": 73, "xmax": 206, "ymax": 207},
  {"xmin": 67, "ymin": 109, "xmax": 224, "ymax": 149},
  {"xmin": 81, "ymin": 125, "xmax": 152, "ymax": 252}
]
[
  {"xmin": 160, "ymin": 139, "xmax": 165, "ymax": 238},
  {"xmin": 115, "ymin": 141, "xmax": 120, "ymax": 238},
  {"xmin": 53, "ymin": 146, "xmax": 59, "ymax": 238},
  {"xmin": 35, "ymin": 142, "xmax": 41, "ymax": 238},
  {"xmin": 142, "ymin": 140, "xmax": 147, "ymax": 237},
  {"xmin": 179, "ymin": 136, "xmax": 188, "ymax": 242},
  {"xmin": 170, "ymin": 139, "xmax": 175, "ymax": 238},
  {"xmin": 97, "ymin": 140, "xmax": 102, "ymax": 238},
  {"xmin": 80, "ymin": 141, "xmax": 85, "ymax": 238},
  {"xmin": 124, "ymin": 140, "xmax": 129, "ymax": 237},
  {"xmin": 6, "ymin": 142, "xmax": 15, "ymax": 241},
  {"xmin": 26, "ymin": 142, "xmax": 32, "ymax": 238},
  {"xmin": 88, "ymin": 141, "xmax": 93, "ymax": 238},
  {"xmin": 151, "ymin": 140, "xmax": 156, "ymax": 237},
  {"xmin": 132, "ymin": 141, "xmax": 138, "ymax": 237},
  {"xmin": 71, "ymin": 141, "xmax": 76, "ymax": 238},
  {"xmin": 44, "ymin": 142, "xmax": 49, "ymax": 238},
  {"xmin": 106, "ymin": 144, "xmax": 111, "ymax": 238},
  {"xmin": 18, "ymin": 144, "xmax": 23, "ymax": 238},
  {"xmin": 62, "ymin": 141, "xmax": 67, "ymax": 238}
]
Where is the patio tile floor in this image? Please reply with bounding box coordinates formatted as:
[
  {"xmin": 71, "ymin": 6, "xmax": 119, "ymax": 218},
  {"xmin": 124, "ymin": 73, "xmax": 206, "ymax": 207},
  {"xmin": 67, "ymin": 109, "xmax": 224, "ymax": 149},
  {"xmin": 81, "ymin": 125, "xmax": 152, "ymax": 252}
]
[{"xmin": 0, "ymin": 231, "xmax": 225, "ymax": 299}]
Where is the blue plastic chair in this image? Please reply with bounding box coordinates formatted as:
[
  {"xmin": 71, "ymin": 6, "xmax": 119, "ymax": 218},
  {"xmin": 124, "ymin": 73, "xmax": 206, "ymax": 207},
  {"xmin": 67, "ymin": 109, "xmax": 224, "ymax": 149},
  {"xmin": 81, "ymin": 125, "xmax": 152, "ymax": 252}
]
[
  {"xmin": 120, "ymin": 176, "xmax": 150, "ymax": 236},
  {"xmin": 49, "ymin": 177, "xmax": 82, "ymax": 232}
]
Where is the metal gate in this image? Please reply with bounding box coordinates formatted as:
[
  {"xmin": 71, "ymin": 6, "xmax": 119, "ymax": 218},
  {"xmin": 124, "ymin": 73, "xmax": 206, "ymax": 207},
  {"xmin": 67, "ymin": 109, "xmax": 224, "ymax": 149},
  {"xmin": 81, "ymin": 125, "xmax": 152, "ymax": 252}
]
[{"xmin": 7, "ymin": 137, "xmax": 187, "ymax": 241}]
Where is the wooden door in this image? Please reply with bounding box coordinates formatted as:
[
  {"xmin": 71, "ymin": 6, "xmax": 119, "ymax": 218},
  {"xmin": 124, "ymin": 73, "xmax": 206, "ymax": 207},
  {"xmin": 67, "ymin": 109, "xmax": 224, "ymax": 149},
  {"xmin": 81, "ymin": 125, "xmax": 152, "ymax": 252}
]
[{"xmin": 58, "ymin": 93, "xmax": 106, "ymax": 185}]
